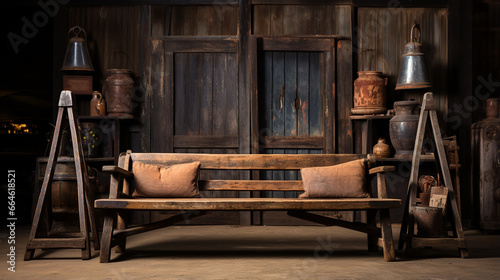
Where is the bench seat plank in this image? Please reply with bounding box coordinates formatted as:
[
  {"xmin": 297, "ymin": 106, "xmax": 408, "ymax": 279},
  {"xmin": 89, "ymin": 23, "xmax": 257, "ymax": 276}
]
[{"xmin": 95, "ymin": 197, "xmax": 401, "ymax": 211}]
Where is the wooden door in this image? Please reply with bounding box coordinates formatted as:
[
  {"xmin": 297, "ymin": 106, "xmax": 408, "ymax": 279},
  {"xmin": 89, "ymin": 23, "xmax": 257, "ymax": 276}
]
[{"xmin": 250, "ymin": 36, "xmax": 339, "ymax": 224}]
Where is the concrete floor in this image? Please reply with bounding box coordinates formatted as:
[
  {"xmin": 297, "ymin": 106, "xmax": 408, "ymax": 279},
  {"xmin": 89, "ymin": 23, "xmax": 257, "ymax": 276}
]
[{"xmin": 1, "ymin": 225, "xmax": 499, "ymax": 280}]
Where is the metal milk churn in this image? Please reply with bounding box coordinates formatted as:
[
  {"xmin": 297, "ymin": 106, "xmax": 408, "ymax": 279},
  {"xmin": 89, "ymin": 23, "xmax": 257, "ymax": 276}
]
[{"xmin": 103, "ymin": 69, "xmax": 134, "ymax": 118}]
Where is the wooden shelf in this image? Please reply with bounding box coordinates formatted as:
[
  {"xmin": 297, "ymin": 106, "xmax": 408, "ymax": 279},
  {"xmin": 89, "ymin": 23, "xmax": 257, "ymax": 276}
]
[
  {"xmin": 350, "ymin": 114, "xmax": 392, "ymax": 120},
  {"xmin": 78, "ymin": 116, "xmax": 134, "ymax": 121},
  {"xmin": 376, "ymin": 154, "xmax": 435, "ymax": 162}
]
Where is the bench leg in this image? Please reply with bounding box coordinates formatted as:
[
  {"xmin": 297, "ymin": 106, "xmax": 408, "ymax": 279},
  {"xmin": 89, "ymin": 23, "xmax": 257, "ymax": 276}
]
[
  {"xmin": 380, "ymin": 209, "xmax": 396, "ymax": 261},
  {"xmin": 366, "ymin": 210, "xmax": 378, "ymax": 252},
  {"xmin": 99, "ymin": 212, "xmax": 116, "ymax": 263},
  {"xmin": 24, "ymin": 249, "xmax": 35, "ymax": 261},
  {"xmin": 115, "ymin": 211, "xmax": 127, "ymax": 253}
]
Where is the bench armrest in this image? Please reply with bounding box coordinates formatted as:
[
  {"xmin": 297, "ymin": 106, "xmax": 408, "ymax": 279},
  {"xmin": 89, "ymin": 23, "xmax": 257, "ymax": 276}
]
[
  {"xmin": 368, "ymin": 165, "xmax": 395, "ymax": 199},
  {"xmin": 369, "ymin": 166, "xmax": 396, "ymax": 174},
  {"xmin": 102, "ymin": 165, "xmax": 134, "ymax": 179}
]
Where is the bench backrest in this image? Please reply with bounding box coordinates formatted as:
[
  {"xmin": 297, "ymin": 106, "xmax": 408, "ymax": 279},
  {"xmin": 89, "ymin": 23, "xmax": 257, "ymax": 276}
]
[{"xmin": 120, "ymin": 152, "xmax": 371, "ymax": 194}]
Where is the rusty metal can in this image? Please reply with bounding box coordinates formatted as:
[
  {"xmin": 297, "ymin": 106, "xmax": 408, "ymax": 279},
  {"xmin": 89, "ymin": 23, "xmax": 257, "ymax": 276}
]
[
  {"xmin": 103, "ymin": 69, "xmax": 134, "ymax": 118},
  {"xmin": 352, "ymin": 71, "xmax": 388, "ymax": 115}
]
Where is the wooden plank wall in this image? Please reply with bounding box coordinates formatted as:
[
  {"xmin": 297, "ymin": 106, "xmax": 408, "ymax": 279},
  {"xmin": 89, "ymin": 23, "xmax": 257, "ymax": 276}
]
[
  {"xmin": 67, "ymin": 6, "xmax": 142, "ymax": 87},
  {"xmin": 63, "ymin": 2, "xmax": 458, "ymax": 226},
  {"xmin": 169, "ymin": 5, "xmax": 238, "ymax": 36},
  {"xmin": 357, "ymin": 8, "xmax": 448, "ymax": 129}
]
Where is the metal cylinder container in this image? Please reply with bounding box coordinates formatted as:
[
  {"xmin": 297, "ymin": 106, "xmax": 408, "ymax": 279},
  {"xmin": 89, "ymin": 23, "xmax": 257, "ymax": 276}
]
[
  {"xmin": 352, "ymin": 71, "xmax": 388, "ymax": 114},
  {"xmin": 103, "ymin": 69, "xmax": 134, "ymax": 118}
]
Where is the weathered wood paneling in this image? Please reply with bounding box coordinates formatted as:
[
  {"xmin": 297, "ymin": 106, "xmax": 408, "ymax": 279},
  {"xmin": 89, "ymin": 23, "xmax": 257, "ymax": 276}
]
[
  {"xmin": 68, "ymin": 6, "xmax": 142, "ymax": 84},
  {"xmin": 257, "ymin": 51, "xmax": 324, "ymax": 198},
  {"xmin": 253, "ymin": 5, "xmax": 351, "ymax": 37},
  {"xmin": 173, "ymin": 53, "xmax": 238, "ymax": 137},
  {"xmin": 163, "ymin": 5, "xmax": 238, "ymax": 36},
  {"xmin": 357, "ymin": 8, "xmax": 448, "ymax": 127},
  {"xmin": 253, "ymin": 5, "xmax": 353, "ymax": 154}
]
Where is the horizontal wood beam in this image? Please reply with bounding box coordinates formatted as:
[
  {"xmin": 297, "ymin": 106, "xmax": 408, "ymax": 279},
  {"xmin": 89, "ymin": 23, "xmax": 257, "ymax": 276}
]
[
  {"xmin": 114, "ymin": 211, "xmax": 207, "ymax": 238},
  {"xmin": 252, "ymin": 0, "xmax": 350, "ymax": 5},
  {"xmin": 174, "ymin": 135, "xmax": 239, "ymax": 149},
  {"xmin": 287, "ymin": 211, "xmax": 382, "ymax": 235},
  {"xmin": 71, "ymin": 0, "xmax": 238, "ymax": 6},
  {"xmin": 262, "ymin": 136, "xmax": 323, "ymax": 149},
  {"xmin": 95, "ymin": 197, "xmax": 402, "ymax": 211},
  {"xmin": 26, "ymin": 238, "xmax": 86, "ymax": 249},
  {"xmin": 252, "ymin": 0, "xmax": 448, "ymax": 6},
  {"xmin": 68, "ymin": 0, "xmax": 449, "ymax": 7},
  {"xmin": 256, "ymin": 36, "xmax": 337, "ymax": 51},
  {"xmin": 200, "ymin": 180, "xmax": 303, "ymax": 191},
  {"xmin": 156, "ymin": 37, "xmax": 238, "ymax": 53},
  {"xmin": 129, "ymin": 153, "xmax": 366, "ymax": 169},
  {"xmin": 410, "ymin": 237, "xmax": 467, "ymax": 248}
]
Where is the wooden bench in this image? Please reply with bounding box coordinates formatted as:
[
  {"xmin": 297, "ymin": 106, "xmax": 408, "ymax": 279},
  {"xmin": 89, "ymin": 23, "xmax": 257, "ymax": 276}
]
[{"xmin": 95, "ymin": 151, "xmax": 401, "ymax": 262}]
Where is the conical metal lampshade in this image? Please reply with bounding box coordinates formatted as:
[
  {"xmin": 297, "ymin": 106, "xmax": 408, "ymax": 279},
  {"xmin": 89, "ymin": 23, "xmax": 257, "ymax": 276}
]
[
  {"xmin": 61, "ymin": 26, "xmax": 94, "ymax": 71},
  {"xmin": 395, "ymin": 22, "xmax": 431, "ymax": 90}
]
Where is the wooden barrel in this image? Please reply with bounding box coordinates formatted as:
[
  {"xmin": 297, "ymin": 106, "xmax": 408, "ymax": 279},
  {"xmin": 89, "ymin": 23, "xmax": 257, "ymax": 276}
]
[{"xmin": 51, "ymin": 163, "xmax": 79, "ymax": 213}]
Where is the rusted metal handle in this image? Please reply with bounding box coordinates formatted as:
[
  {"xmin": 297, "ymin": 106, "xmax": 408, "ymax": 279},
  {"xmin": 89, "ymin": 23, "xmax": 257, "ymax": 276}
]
[
  {"xmin": 68, "ymin": 26, "xmax": 87, "ymax": 39},
  {"xmin": 410, "ymin": 22, "xmax": 421, "ymax": 43}
]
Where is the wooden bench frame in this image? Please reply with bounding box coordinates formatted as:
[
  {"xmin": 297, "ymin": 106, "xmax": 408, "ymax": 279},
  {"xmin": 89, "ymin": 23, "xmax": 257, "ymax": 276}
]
[{"xmin": 95, "ymin": 151, "xmax": 401, "ymax": 262}]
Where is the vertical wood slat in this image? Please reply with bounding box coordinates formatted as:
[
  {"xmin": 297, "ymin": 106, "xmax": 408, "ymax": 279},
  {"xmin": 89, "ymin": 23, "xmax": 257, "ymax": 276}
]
[
  {"xmin": 211, "ymin": 53, "xmax": 225, "ymax": 198},
  {"xmin": 272, "ymin": 51, "xmax": 285, "ymax": 198},
  {"xmin": 309, "ymin": 53, "xmax": 322, "ymax": 138},
  {"xmin": 297, "ymin": 52, "xmax": 310, "ymax": 138},
  {"xmin": 201, "ymin": 53, "xmax": 214, "ymax": 136},
  {"xmin": 324, "ymin": 49, "xmax": 335, "ymax": 154},
  {"xmin": 139, "ymin": 6, "xmax": 152, "ymax": 156},
  {"xmin": 174, "ymin": 53, "xmax": 187, "ymax": 136},
  {"xmin": 187, "ymin": 54, "xmax": 201, "ymax": 136},
  {"xmin": 238, "ymin": 0, "xmax": 252, "ymax": 225},
  {"xmin": 260, "ymin": 51, "xmax": 274, "ymax": 198},
  {"xmin": 284, "ymin": 52, "xmax": 298, "ymax": 198},
  {"xmin": 224, "ymin": 53, "xmax": 240, "ymax": 199}
]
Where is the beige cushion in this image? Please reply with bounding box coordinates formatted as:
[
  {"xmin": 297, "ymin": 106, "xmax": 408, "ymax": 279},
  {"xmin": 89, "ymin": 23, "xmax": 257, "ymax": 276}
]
[
  {"xmin": 132, "ymin": 161, "xmax": 201, "ymax": 198},
  {"xmin": 299, "ymin": 159, "xmax": 369, "ymax": 198}
]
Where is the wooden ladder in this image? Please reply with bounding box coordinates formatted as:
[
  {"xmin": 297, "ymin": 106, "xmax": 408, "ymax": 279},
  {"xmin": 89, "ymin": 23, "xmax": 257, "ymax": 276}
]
[
  {"xmin": 398, "ymin": 92, "xmax": 468, "ymax": 258},
  {"xmin": 25, "ymin": 90, "xmax": 99, "ymax": 260}
]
